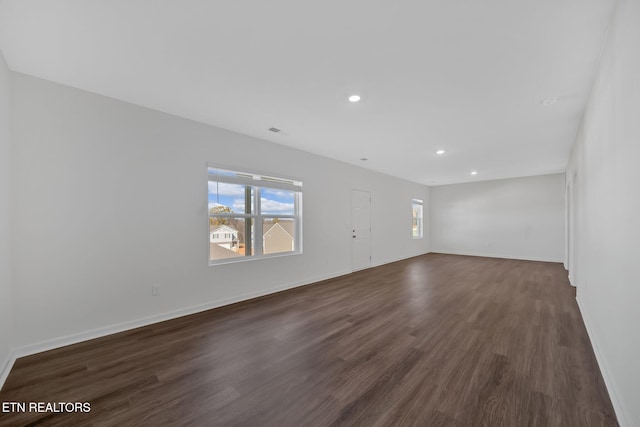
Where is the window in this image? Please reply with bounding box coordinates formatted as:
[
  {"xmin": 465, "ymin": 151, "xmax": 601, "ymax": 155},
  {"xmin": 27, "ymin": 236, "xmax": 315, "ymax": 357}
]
[
  {"xmin": 412, "ymin": 199, "xmax": 423, "ymax": 238},
  {"xmin": 208, "ymin": 165, "xmax": 302, "ymax": 264}
]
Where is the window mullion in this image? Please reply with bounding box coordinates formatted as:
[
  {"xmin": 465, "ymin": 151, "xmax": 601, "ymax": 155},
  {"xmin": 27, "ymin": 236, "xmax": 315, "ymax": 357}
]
[
  {"xmin": 244, "ymin": 185, "xmax": 253, "ymax": 257},
  {"xmin": 254, "ymin": 187, "xmax": 263, "ymax": 256}
]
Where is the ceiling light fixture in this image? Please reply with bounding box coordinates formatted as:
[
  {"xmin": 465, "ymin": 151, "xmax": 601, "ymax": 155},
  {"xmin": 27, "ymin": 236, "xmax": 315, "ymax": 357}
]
[
  {"xmin": 349, "ymin": 95, "xmax": 361, "ymax": 103},
  {"xmin": 541, "ymin": 97, "xmax": 558, "ymax": 106},
  {"xmin": 470, "ymin": 170, "xmax": 478, "ymax": 175},
  {"xmin": 268, "ymin": 127, "xmax": 281, "ymax": 133},
  {"xmin": 436, "ymin": 150, "xmax": 445, "ymax": 155}
]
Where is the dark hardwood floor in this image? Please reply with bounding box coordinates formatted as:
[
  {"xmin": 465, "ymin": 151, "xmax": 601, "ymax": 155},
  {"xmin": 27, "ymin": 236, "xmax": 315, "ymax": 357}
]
[{"xmin": 0, "ymin": 253, "xmax": 617, "ymax": 426}]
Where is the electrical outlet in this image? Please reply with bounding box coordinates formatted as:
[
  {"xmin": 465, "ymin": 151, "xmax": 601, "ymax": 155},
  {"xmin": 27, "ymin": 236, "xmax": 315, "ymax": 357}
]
[{"xmin": 152, "ymin": 285, "xmax": 160, "ymax": 296}]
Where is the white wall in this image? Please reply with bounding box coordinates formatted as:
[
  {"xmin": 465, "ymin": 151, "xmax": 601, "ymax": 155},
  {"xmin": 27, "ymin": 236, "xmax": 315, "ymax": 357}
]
[
  {"xmin": 567, "ymin": 0, "xmax": 640, "ymax": 425},
  {"xmin": 0, "ymin": 51, "xmax": 14, "ymax": 385},
  {"xmin": 9, "ymin": 73, "xmax": 429, "ymax": 353},
  {"xmin": 430, "ymin": 174, "xmax": 565, "ymax": 262}
]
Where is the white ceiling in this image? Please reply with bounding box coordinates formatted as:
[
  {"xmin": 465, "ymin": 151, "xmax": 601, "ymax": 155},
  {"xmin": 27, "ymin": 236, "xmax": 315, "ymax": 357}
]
[{"xmin": 0, "ymin": 0, "xmax": 616, "ymax": 185}]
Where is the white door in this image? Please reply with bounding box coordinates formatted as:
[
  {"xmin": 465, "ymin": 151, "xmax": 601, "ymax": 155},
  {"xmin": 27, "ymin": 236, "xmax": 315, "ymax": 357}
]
[{"xmin": 351, "ymin": 190, "xmax": 371, "ymax": 271}]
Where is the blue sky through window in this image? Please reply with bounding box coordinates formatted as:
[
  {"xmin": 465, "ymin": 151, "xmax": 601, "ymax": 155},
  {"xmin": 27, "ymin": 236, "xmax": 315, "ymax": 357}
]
[{"xmin": 208, "ymin": 182, "xmax": 295, "ymax": 215}]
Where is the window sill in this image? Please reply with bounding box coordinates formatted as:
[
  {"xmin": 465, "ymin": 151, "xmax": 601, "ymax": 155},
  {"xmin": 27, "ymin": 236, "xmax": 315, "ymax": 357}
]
[{"xmin": 208, "ymin": 250, "xmax": 302, "ymax": 266}]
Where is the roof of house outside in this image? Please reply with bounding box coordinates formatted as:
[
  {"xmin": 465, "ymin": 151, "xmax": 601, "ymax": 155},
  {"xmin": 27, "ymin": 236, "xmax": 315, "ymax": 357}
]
[
  {"xmin": 211, "ymin": 224, "xmax": 238, "ymax": 234},
  {"xmin": 264, "ymin": 221, "xmax": 294, "ymax": 239}
]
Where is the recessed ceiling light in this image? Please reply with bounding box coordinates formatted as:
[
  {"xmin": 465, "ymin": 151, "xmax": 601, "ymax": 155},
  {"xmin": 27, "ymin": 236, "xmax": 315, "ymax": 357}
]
[
  {"xmin": 349, "ymin": 95, "xmax": 361, "ymax": 103},
  {"xmin": 541, "ymin": 97, "xmax": 558, "ymax": 106},
  {"xmin": 436, "ymin": 150, "xmax": 445, "ymax": 155},
  {"xmin": 360, "ymin": 157, "xmax": 368, "ymax": 161},
  {"xmin": 470, "ymin": 170, "xmax": 478, "ymax": 175},
  {"xmin": 268, "ymin": 127, "xmax": 281, "ymax": 133}
]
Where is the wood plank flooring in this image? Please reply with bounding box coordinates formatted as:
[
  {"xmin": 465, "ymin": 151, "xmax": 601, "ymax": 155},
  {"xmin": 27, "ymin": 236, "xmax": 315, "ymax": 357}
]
[{"xmin": 0, "ymin": 253, "xmax": 617, "ymax": 426}]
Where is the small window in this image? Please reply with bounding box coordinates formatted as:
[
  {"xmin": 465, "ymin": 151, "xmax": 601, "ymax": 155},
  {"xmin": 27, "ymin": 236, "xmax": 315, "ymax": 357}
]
[
  {"xmin": 208, "ymin": 165, "xmax": 302, "ymax": 264},
  {"xmin": 412, "ymin": 199, "xmax": 423, "ymax": 238}
]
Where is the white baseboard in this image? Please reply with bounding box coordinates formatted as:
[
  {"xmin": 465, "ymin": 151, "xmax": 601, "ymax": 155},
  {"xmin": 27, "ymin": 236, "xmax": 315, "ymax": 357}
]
[
  {"xmin": 1, "ymin": 269, "xmax": 353, "ymax": 390},
  {"xmin": 576, "ymin": 296, "xmax": 629, "ymax": 427},
  {"xmin": 0, "ymin": 350, "xmax": 16, "ymax": 391},
  {"xmin": 430, "ymin": 249, "xmax": 564, "ymax": 263}
]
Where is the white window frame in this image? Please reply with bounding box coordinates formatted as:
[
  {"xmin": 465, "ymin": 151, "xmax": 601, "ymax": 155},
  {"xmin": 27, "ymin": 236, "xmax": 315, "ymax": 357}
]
[
  {"xmin": 208, "ymin": 164, "xmax": 303, "ymax": 265},
  {"xmin": 412, "ymin": 198, "xmax": 423, "ymax": 239}
]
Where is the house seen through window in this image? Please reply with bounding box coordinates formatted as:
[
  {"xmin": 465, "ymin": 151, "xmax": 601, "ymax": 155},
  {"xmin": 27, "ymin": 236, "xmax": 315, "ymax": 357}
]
[
  {"xmin": 412, "ymin": 199, "xmax": 423, "ymax": 238},
  {"xmin": 208, "ymin": 165, "xmax": 302, "ymax": 264}
]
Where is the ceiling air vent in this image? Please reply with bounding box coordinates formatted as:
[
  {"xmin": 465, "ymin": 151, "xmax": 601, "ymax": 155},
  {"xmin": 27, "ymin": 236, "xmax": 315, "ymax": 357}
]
[{"xmin": 268, "ymin": 127, "xmax": 281, "ymax": 133}]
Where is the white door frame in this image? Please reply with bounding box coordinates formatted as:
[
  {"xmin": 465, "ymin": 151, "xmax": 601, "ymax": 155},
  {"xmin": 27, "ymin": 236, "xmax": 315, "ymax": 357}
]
[{"xmin": 567, "ymin": 175, "xmax": 577, "ymax": 287}]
